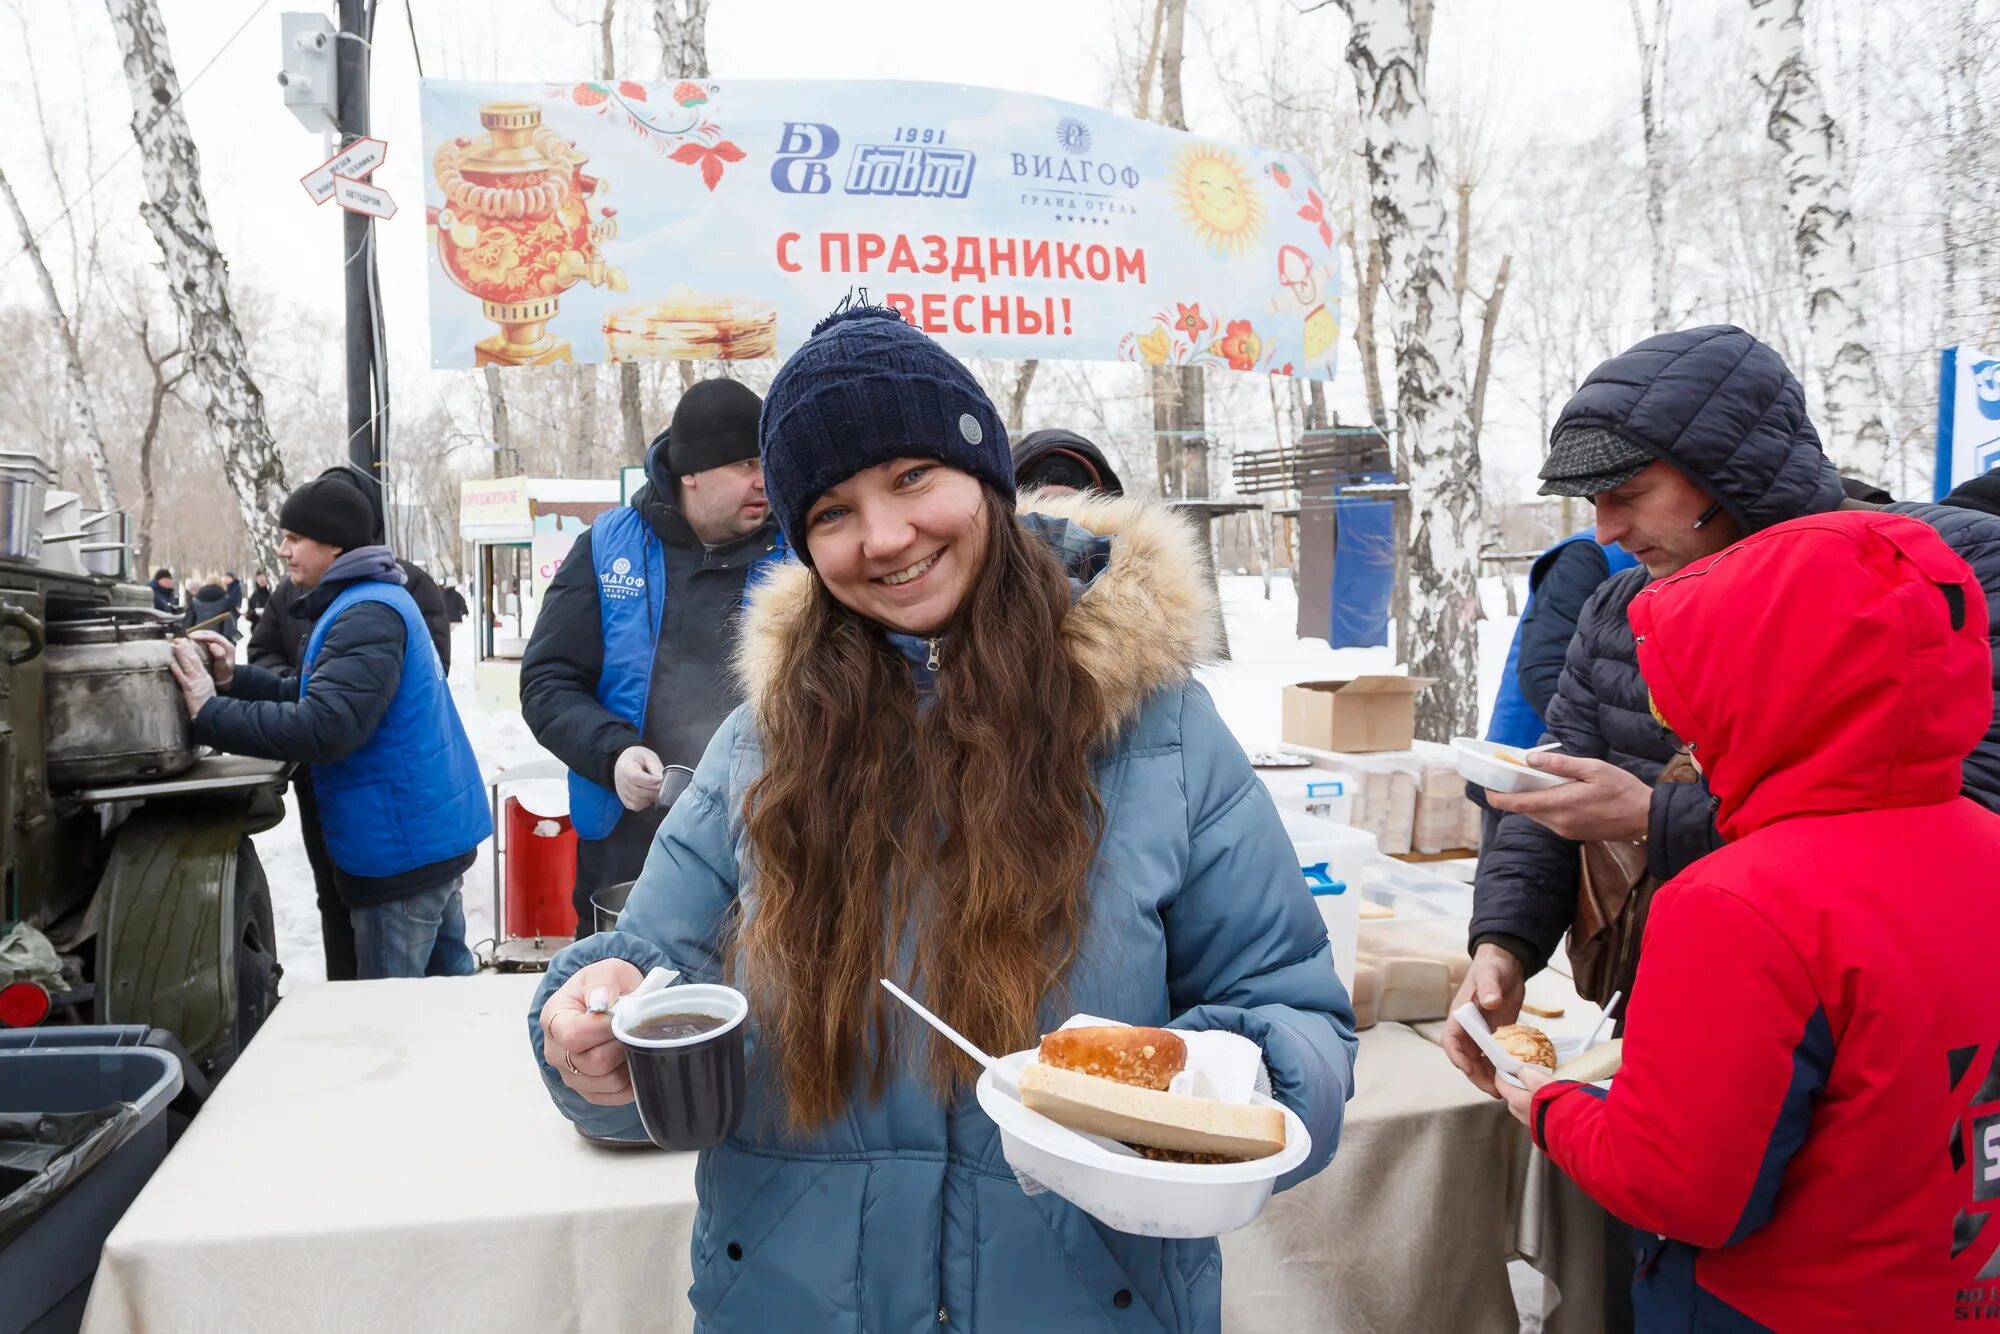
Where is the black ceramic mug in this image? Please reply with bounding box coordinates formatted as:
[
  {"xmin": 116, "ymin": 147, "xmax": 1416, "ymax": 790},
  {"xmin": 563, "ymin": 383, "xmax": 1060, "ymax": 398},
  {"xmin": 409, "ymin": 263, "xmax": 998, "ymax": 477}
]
[{"xmin": 614, "ymin": 983, "xmax": 748, "ymax": 1151}]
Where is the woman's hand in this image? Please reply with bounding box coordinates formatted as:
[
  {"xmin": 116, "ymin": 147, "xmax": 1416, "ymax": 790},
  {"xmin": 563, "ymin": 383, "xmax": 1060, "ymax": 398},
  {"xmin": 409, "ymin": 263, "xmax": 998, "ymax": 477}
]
[
  {"xmin": 538, "ymin": 957, "xmax": 647, "ymax": 1105},
  {"xmin": 1496, "ymin": 1063, "xmax": 1554, "ymax": 1127}
]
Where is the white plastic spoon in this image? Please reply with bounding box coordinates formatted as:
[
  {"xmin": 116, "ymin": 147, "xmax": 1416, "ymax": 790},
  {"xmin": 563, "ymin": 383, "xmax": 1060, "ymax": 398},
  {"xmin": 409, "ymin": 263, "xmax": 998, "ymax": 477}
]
[
  {"xmin": 1581, "ymin": 990, "xmax": 1623, "ymax": 1053},
  {"xmin": 878, "ymin": 978, "xmax": 1140, "ymax": 1158},
  {"xmin": 880, "ymin": 977, "xmax": 1018, "ymax": 1093}
]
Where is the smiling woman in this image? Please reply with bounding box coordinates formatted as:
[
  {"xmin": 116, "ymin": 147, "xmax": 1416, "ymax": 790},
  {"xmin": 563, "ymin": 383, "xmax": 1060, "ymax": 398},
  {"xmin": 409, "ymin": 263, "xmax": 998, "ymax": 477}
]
[
  {"xmin": 526, "ymin": 304, "xmax": 1357, "ymax": 1332},
  {"xmin": 804, "ymin": 460, "xmax": 991, "ymax": 634}
]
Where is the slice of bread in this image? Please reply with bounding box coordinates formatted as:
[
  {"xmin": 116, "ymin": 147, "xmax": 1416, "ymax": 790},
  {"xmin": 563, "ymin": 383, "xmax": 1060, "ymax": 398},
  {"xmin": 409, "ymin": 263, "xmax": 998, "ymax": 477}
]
[{"xmin": 1017, "ymin": 1061, "xmax": 1287, "ymax": 1162}]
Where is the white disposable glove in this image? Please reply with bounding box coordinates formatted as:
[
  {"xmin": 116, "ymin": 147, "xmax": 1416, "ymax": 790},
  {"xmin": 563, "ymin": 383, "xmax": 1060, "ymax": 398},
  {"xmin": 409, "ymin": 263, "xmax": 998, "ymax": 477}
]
[
  {"xmin": 167, "ymin": 641, "xmax": 216, "ymax": 719},
  {"xmin": 613, "ymin": 745, "xmax": 664, "ymax": 811},
  {"xmin": 187, "ymin": 630, "xmax": 235, "ymax": 688}
]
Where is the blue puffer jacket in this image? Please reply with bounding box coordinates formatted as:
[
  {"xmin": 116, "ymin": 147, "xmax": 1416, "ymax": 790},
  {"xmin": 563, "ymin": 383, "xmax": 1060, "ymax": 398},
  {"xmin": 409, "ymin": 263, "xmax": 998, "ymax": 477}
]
[
  {"xmin": 528, "ymin": 492, "xmax": 1358, "ymax": 1333},
  {"xmin": 1471, "ymin": 325, "xmax": 2000, "ymax": 973}
]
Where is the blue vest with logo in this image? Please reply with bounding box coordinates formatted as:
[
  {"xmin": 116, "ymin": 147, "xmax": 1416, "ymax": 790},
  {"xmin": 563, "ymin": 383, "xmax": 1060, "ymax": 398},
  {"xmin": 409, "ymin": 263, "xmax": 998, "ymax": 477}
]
[
  {"xmin": 568, "ymin": 506, "xmax": 789, "ymax": 840},
  {"xmin": 301, "ymin": 581, "xmax": 493, "ymax": 879},
  {"xmin": 1486, "ymin": 531, "xmax": 1641, "ymax": 748}
]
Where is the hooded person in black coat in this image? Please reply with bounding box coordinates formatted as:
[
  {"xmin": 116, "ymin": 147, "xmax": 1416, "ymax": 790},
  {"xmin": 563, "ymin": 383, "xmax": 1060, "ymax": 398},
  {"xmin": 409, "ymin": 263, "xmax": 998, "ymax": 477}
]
[
  {"xmin": 1445, "ymin": 327, "xmax": 2000, "ymax": 1334},
  {"xmin": 1011, "ymin": 428, "xmax": 1124, "ymax": 497},
  {"xmin": 520, "ymin": 378, "xmax": 783, "ymax": 933},
  {"xmin": 243, "ymin": 463, "xmax": 455, "ymax": 981},
  {"xmin": 1449, "ymin": 326, "xmax": 2000, "ymax": 1063}
]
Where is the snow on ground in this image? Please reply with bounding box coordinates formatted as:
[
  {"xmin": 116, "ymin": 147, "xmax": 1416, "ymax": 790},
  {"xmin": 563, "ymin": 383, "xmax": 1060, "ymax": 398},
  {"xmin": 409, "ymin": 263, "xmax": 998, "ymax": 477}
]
[{"xmin": 262, "ymin": 573, "xmax": 1525, "ymax": 988}]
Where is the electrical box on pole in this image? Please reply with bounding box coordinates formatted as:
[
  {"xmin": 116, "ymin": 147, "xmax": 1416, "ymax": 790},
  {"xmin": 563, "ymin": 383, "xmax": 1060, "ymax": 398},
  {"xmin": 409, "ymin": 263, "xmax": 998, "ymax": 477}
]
[{"xmin": 277, "ymin": 13, "xmax": 338, "ymax": 135}]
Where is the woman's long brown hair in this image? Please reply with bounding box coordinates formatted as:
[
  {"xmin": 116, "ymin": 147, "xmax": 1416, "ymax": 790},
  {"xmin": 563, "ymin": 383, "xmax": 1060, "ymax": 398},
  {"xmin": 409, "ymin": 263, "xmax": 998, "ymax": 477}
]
[{"xmin": 737, "ymin": 492, "xmax": 1106, "ymax": 1132}]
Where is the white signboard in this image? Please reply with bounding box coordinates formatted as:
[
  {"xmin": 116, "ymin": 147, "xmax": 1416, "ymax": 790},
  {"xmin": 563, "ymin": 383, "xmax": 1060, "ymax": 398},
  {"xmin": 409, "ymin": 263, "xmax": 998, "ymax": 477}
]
[
  {"xmin": 1938, "ymin": 345, "xmax": 2000, "ymax": 499},
  {"xmin": 302, "ymin": 136, "xmax": 388, "ymax": 205},
  {"xmin": 333, "ymin": 174, "xmax": 398, "ymax": 220}
]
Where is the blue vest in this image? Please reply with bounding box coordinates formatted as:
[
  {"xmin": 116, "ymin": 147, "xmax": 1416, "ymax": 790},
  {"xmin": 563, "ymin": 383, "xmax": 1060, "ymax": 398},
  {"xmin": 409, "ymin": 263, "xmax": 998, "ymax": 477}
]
[
  {"xmin": 1486, "ymin": 531, "xmax": 1641, "ymax": 748},
  {"xmin": 568, "ymin": 507, "xmax": 789, "ymax": 840},
  {"xmin": 302, "ymin": 581, "xmax": 493, "ymax": 878}
]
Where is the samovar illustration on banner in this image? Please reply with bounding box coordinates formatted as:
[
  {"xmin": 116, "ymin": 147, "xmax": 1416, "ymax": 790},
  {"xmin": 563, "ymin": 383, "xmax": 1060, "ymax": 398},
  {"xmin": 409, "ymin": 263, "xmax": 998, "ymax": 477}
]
[{"xmin": 431, "ymin": 101, "xmax": 626, "ymax": 366}]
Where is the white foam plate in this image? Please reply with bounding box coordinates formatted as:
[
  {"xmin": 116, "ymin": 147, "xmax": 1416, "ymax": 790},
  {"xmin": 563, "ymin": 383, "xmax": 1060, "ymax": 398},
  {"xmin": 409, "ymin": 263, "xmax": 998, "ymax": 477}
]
[
  {"xmin": 1451, "ymin": 737, "xmax": 1573, "ymax": 794},
  {"xmin": 1453, "ymin": 1002, "xmax": 1582, "ymax": 1088},
  {"xmin": 975, "ymin": 1050, "xmax": 1311, "ymax": 1239}
]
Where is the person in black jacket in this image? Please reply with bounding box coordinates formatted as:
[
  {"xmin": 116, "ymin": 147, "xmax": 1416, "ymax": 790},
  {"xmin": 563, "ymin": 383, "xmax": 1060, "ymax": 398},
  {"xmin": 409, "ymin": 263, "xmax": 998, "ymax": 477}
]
[
  {"xmin": 1944, "ymin": 467, "xmax": 2000, "ymax": 519},
  {"xmin": 520, "ymin": 378, "xmax": 783, "ymax": 935},
  {"xmin": 247, "ymin": 572, "xmax": 272, "ymax": 629},
  {"xmin": 1446, "ymin": 328, "xmax": 2000, "ymax": 1334},
  {"xmin": 1447, "ymin": 327, "xmax": 2000, "ymax": 1093},
  {"xmin": 149, "ymin": 568, "xmax": 178, "ymax": 614},
  {"xmin": 1011, "ymin": 428, "xmax": 1124, "ymax": 497},
  {"xmin": 244, "ymin": 464, "xmax": 454, "ymax": 982},
  {"xmin": 168, "ymin": 477, "xmax": 488, "ymax": 981},
  {"xmin": 442, "ymin": 582, "xmax": 469, "ymax": 623},
  {"xmin": 186, "ymin": 581, "xmax": 238, "ymax": 642}
]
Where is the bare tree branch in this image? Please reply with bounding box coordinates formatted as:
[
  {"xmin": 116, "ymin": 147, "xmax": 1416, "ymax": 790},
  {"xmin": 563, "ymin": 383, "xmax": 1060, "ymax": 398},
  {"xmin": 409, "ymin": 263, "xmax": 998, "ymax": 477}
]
[{"xmin": 0, "ymin": 159, "xmax": 119, "ymax": 508}]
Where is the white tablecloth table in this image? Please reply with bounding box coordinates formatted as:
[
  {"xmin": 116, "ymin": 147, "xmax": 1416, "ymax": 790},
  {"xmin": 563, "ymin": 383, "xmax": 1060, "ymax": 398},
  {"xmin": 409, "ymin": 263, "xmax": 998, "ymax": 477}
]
[{"xmin": 83, "ymin": 974, "xmax": 1602, "ymax": 1333}]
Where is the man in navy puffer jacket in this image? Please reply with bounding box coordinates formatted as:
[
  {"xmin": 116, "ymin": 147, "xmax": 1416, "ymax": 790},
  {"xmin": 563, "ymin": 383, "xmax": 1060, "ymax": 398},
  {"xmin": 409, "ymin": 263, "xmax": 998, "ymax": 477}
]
[
  {"xmin": 1448, "ymin": 326, "xmax": 2000, "ymax": 1075},
  {"xmin": 1445, "ymin": 327, "xmax": 2000, "ymax": 1333}
]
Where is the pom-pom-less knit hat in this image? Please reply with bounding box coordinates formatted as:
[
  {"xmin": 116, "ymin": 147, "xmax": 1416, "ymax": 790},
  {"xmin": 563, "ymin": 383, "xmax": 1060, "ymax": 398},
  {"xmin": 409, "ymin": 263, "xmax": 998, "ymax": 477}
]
[{"xmin": 758, "ymin": 303, "xmax": 1013, "ymax": 561}]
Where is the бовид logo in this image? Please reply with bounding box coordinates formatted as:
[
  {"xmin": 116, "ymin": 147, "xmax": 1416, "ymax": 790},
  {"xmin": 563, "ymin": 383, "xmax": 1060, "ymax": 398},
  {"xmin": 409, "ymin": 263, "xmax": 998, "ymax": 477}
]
[
  {"xmin": 771, "ymin": 122, "xmax": 840, "ymax": 194},
  {"xmin": 772, "ymin": 121, "xmax": 975, "ymax": 199}
]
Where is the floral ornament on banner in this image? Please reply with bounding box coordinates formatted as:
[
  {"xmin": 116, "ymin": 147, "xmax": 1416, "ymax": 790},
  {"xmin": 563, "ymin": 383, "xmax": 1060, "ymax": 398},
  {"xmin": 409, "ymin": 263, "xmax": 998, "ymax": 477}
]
[
  {"xmin": 545, "ymin": 78, "xmax": 744, "ymax": 191},
  {"xmin": 1118, "ymin": 302, "xmax": 1287, "ymax": 375}
]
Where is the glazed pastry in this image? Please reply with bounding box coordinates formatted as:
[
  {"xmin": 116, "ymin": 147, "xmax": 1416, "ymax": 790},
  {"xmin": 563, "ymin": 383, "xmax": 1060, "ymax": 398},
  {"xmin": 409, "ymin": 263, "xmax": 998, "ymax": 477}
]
[
  {"xmin": 1039, "ymin": 1026, "xmax": 1187, "ymax": 1091},
  {"xmin": 1492, "ymin": 1023, "xmax": 1558, "ymax": 1070}
]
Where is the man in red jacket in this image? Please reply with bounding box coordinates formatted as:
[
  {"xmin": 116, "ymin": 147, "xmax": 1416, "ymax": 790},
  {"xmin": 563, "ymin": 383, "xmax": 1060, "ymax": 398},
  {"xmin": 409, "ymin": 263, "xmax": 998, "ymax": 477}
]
[{"xmin": 1499, "ymin": 511, "xmax": 2000, "ymax": 1331}]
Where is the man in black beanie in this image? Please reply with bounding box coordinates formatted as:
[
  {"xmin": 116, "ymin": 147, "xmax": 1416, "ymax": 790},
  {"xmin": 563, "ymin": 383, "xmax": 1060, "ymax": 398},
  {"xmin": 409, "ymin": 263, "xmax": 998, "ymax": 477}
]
[
  {"xmin": 521, "ymin": 377, "xmax": 786, "ymax": 933},
  {"xmin": 245, "ymin": 463, "xmax": 454, "ymax": 982},
  {"xmin": 167, "ymin": 478, "xmax": 491, "ymax": 981}
]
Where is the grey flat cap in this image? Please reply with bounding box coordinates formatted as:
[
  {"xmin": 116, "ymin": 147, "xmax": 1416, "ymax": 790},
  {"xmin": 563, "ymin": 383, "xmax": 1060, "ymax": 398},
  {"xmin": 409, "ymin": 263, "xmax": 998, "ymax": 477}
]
[{"xmin": 1537, "ymin": 426, "xmax": 1654, "ymax": 498}]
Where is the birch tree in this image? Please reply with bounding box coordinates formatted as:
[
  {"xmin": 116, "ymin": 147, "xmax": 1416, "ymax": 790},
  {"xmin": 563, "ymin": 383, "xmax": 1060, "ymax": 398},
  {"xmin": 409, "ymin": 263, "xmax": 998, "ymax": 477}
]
[
  {"xmin": 0, "ymin": 163, "xmax": 119, "ymax": 509},
  {"xmin": 1150, "ymin": 0, "xmax": 1208, "ymax": 499},
  {"xmin": 1332, "ymin": 0, "xmax": 1484, "ymax": 740},
  {"xmin": 105, "ymin": 0, "xmax": 287, "ymax": 570},
  {"xmin": 1629, "ymin": 0, "xmax": 1674, "ymax": 329},
  {"xmin": 653, "ymin": 0, "xmax": 711, "ymax": 397},
  {"xmin": 1749, "ymin": 0, "xmax": 1888, "ymax": 473}
]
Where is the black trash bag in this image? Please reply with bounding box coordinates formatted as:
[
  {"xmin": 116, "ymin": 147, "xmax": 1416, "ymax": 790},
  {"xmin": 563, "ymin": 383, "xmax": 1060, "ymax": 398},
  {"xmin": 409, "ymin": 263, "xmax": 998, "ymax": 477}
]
[{"xmin": 0, "ymin": 1103, "xmax": 139, "ymax": 1247}]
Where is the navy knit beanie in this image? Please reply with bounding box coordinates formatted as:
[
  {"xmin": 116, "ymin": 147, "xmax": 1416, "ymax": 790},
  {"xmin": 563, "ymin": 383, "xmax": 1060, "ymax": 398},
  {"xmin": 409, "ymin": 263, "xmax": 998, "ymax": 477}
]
[{"xmin": 759, "ymin": 304, "xmax": 1013, "ymax": 560}]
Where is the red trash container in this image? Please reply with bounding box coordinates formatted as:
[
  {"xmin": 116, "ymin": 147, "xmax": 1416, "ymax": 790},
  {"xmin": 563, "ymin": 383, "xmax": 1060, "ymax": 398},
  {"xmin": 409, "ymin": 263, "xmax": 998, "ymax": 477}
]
[{"xmin": 503, "ymin": 795, "xmax": 578, "ymax": 939}]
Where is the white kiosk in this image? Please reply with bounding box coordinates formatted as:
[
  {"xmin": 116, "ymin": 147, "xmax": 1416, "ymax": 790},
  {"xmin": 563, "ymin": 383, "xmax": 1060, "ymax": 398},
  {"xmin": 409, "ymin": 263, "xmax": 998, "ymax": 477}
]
[{"xmin": 458, "ymin": 475, "xmax": 622, "ymax": 709}]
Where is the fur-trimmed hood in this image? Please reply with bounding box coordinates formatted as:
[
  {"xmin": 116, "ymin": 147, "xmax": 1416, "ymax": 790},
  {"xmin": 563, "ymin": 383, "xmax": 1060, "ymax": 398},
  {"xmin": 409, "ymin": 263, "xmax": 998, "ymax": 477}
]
[{"xmin": 735, "ymin": 489, "xmax": 1221, "ymax": 737}]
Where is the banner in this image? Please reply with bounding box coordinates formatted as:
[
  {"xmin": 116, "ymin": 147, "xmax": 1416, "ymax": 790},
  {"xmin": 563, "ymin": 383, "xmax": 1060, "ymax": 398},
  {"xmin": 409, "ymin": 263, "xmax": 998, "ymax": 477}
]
[
  {"xmin": 1937, "ymin": 346, "xmax": 2000, "ymax": 500},
  {"xmin": 419, "ymin": 79, "xmax": 1341, "ymax": 379}
]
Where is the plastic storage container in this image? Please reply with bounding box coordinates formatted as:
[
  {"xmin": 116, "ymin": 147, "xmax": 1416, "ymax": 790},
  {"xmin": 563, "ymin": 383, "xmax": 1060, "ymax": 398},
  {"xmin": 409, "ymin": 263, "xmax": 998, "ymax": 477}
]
[
  {"xmin": 1279, "ymin": 810, "xmax": 1377, "ymax": 989},
  {"xmin": 1256, "ymin": 766, "xmax": 1356, "ymax": 826},
  {"xmin": 0, "ymin": 1045, "xmax": 183, "ymax": 1334}
]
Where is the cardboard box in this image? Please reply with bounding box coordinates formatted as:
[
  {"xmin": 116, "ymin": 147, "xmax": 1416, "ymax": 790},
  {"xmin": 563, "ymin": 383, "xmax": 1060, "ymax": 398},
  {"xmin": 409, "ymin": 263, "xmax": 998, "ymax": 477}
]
[{"xmin": 1282, "ymin": 676, "xmax": 1436, "ymax": 754}]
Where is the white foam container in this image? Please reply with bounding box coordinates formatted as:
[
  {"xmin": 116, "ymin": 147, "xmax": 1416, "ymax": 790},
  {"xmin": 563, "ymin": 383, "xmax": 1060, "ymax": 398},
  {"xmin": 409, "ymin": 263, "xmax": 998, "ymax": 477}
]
[
  {"xmin": 976, "ymin": 1049, "xmax": 1312, "ymax": 1238},
  {"xmin": 1279, "ymin": 809, "xmax": 1375, "ymax": 988},
  {"xmin": 1451, "ymin": 737, "xmax": 1572, "ymax": 794}
]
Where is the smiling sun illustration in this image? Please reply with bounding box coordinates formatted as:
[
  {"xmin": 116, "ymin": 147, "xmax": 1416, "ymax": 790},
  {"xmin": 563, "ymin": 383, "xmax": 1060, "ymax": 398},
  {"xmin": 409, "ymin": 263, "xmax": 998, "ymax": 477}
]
[{"xmin": 1170, "ymin": 144, "xmax": 1265, "ymax": 258}]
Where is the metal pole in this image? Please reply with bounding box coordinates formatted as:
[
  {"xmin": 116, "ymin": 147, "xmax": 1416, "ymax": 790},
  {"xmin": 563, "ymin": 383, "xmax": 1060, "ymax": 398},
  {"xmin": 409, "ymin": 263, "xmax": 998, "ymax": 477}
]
[{"xmin": 336, "ymin": 0, "xmax": 375, "ymax": 479}]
